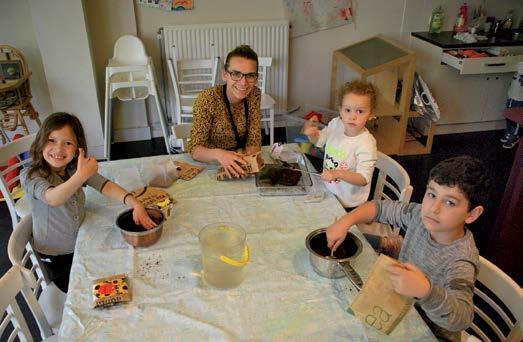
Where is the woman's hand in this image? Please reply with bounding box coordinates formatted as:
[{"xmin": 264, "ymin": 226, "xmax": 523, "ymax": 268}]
[
  {"xmin": 216, "ymin": 150, "xmax": 247, "ymax": 178},
  {"xmin": 387, "ymin": 262, "xmax": 431, "ymax": 299},
  {"xmin": 321, "ymin": 169, "xmax": 340, "ymax": 183},
  {"xmin": 132, "ymin": 203, "xmax": 157, "ymax": 230},
  {"xmin": 326, "ymin": 219, "xmax": 349, "ymax": 253},
  {"xmin": 303, "ymin": 121, "xmax": 320, "ymax": 139},
  {"xmin": 76, "ymin": 148, "xmax": 98, "ymax": 181}
]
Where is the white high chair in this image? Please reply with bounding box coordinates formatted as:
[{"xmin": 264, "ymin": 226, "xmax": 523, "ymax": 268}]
[
  {"xmin": 258, "ymin": 57, "xmax": 276, "ymax": 146},
  {"xmin": 104, "ymin": 35, "xmax": 170, "ymax": 160}
]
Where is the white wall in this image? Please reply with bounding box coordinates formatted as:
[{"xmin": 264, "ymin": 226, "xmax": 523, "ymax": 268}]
[
  {"xmin": 0, "ymin": 0, "xmax": 52, "ymax": 138},
  {"xmin": 28, "ymin": 0, "xmax": 104, "ymax": 157}
]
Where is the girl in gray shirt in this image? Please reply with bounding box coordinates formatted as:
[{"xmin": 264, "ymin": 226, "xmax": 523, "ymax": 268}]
[{"xmin": 21, "ymin": 112, "xmax": 157, "ymax": 292}]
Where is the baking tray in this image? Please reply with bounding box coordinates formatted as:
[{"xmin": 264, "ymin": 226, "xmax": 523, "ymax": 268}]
[{"xmin": 255, "ymin": 160, "xmax": 313, "ymax": 196}]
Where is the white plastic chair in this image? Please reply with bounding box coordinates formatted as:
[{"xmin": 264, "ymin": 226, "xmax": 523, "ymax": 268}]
[
  {"xmin": 8, "ymin": 215, "xmax": 65, "ymax": 336},
  {"xmin": 357, "ymin": 151, "xmax": 413, "ymax": 236},
  {"xmin": 461, "ymin": 256, "xmax": 523, "ymax": 342},
  {"xmin": 104, "ymin": 35, "xmax": 170, "ymax": 160},
  {"xmin": 171, "ymin": 123, "xmax": 192, "ymax": 152},
  {"xmin": 167, "ymin": 56, "xmax": 220, "ymax": 124},
  {"xmin": 0, "ymin": 266, "xmax": 57, "ymax": 341},
  {"xmin": 258, "ymin": 57, "xmax": 276, "ymax": 146},
  {"xmin": 0, "ymin": 133, "xmax": 34, "ymax": 228}
]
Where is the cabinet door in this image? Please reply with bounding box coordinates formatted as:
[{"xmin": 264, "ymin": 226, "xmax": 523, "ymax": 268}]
[{"xmin": 481, "ymin": 74, "xmax": 512, "ymax": 122}]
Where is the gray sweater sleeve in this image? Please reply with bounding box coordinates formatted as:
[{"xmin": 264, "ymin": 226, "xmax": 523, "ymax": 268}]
[{"xmin": 374, "ymin": 199, "xmax": 478, "ymax": 334}]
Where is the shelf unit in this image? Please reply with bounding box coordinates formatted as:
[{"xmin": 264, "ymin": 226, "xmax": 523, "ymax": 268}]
[{"xmin": 330, "ymin": 35, "xmax": 434, "ymax": 155}]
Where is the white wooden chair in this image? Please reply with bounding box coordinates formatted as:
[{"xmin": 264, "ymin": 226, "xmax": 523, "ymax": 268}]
[
  {"xmin": 167, "ymin": 56, "xmax": 220, "ymax": 124},
  {"xmin": 104, "ymin": 35, "xmax": 170, "ymax": 160},
  {"xmin": 257, "ymin": 57, "xmax": 276, "ymax": 145},
  {"xmin": 0, "ymin": 266, "xmax": 57, "ymax": 341},
  {"xmin": 0, "ymin": 133, "xmax": 34, "ymax": 228},
  {"xmin": 462, "ymin": 256, "xmax": 523, "ymax": 342},
  {"xmin": 8, "ymin": 215, "xmax": 66, "ymax": 336},
  {"xmin": 357, "ymin": 151, "xmax": 413, "ymax": 236},
  {"xmin": 171, "ymin": 123, "xmax": 193, "ymax": 152}
]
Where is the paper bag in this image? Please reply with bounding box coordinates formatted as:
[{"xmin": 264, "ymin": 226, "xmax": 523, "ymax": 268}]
[
  {"xmin": 216, "ymin": 152, "xmax": 264, "ymax": 181},
  {"xmin": 350, "ymin": 254, "xmax": 414, "ymax": 335},
  {"xmin": 131, "ymin": 186, "xmax": 176, "ymax": 218},
  {"xmin": 173, "ymin": 161, "xmax": 204, "ymax": 181}
]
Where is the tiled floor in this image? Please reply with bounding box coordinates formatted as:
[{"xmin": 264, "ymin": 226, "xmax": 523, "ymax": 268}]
[{"xmin": 0, "ymin": 127, "xmax": 519, "ymax": 339}]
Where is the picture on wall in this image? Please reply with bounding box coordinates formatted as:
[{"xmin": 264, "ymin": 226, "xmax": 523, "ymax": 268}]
[
  {"xmin": 136, "ymin": 0, "xmax": 193, "ymax": 11},
  {"xmin": 0, "ymin": 60, "xmax": 22, "ymax": 80}
]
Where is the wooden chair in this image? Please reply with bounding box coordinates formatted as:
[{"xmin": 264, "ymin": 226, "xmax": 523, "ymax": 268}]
[
  {"xmin": 0, "ymin": 266, "xmax": 58, "ymax": 341},
  {"xmin": 462, "ymin": 256, "xmax": 523, "ymax": 342},
  {"xmin": 0, "ymin": 45, "xmax": 41, "ymax": 143}
]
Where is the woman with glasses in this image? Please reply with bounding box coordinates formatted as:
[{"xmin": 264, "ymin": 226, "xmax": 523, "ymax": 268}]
[{"xmin": 188, "ymin": 45, "xmax": 262, "ymax": 179}]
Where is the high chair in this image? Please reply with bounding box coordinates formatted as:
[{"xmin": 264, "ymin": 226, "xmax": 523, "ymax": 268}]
[
  {"xmin": 257, "ymin": 57, "xmax": 276, "ymax": 145},
  {"xmin": 104, "ymin": 35, "xmax": 170, "ymax": 160}
]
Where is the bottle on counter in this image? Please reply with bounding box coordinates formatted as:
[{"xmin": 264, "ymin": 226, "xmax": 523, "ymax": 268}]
[
  {"xmin": 502, "ymin": 10, "xmax": 513, "ymax": 30},
  {"xmin": 453, "ymin": 2, "xmax": 469, "ymax": 33},
  {"xmin": 429, "ymin": 6, "xmax": 444, "ymax": 34}
]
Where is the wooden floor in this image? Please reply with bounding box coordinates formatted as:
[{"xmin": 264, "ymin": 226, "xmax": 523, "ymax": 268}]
[{"xmin": 0, "ymin": 128, "xmax": 519, "ymax": 339}]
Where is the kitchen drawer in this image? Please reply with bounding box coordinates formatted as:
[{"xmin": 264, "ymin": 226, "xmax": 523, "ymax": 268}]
[{"xmin": 441, "ymin": 51, "xmax": 521, "ymax": 74}]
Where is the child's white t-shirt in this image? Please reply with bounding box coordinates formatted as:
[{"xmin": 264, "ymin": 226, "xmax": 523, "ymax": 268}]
[{"xmin": 316, "ymin": 117, "xmax": 377, "ymax": 208}]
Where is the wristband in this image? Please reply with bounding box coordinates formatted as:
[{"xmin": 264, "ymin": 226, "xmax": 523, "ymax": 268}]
[{"xmin": 123, "ymin": 193, "xmax": 132, "ymax": 205}]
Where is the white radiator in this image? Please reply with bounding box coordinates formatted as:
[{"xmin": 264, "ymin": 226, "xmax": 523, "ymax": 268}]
[{"xmin": 161, "ymin": 20, "xmax": 289, "ymax": 119}]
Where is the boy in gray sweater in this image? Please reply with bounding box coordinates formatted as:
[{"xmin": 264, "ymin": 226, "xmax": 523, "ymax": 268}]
[{"xmin": 326, "ymin": 155, "xmax": 490, "ymax": 341}]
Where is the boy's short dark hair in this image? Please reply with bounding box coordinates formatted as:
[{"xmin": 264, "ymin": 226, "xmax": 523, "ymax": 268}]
[
  {"xmin": 224, "ymin": 45, "xmax": 258, "ymax": 71},
  {"xmin": 429, "ymin": 155, "xmax": 490, "ymax": 210}
]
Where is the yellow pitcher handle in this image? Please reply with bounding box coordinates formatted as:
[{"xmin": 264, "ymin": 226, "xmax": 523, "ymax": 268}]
[{"xmin": 220, "ymin": 245, "xmax": 250, "ymax": 267}]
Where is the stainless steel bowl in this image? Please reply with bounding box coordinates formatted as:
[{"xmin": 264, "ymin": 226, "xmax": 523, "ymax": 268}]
[{"xmin": 115, "ymin": 208, "xmax": 164, "ymax": 247}]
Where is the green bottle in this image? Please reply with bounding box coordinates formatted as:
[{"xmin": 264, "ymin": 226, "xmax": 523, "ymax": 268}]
[{"xmin": 429, "ymin": 6, "xmax": 444, "ymax": 33}]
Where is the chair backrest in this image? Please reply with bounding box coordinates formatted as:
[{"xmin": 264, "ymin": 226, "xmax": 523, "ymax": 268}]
[
  {"xmin": 257, "ymin": 57, "xmax": 272, "ymax": 95},
  {"xmin": 0, "ymin": 45, "xmax": 29, "ymax": 78},
  {"xmin": 0, "ymin": 266, "xmax": 54, "ymax": 341},
  {"xmin": 167, "ymin": 57, "xmax": 220, "ymax": 123},
  {"xmin": 0, "ymin": 134, "xmax": 35, "ymax": 228},
  {"xmin": 372, "ymin": 151, "xmax": 413, "ymax": 203},
  {"xmin": 466, "ymin": 256, "xmax": 523, "ymax": 342},
  {"xmin": 112, "ymin": 35, "xmax": 148, "ymax": 65},
  {"xmin": 171, "ymin": 123, "xmax": 193, "ymax": 152}
]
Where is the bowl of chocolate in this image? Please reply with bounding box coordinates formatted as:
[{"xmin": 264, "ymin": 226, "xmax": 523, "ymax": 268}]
[{"xmin": 116, "ymin": 208, "xmax": 164, "ymax": 247}]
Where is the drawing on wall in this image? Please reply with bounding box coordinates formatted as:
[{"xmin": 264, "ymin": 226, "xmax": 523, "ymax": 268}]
[
  {"xmin": 136, "ymin": 0, "xmax": 194, "ymax": 11},
  {"xmin": 283, "ymin": 0, "xmax": 354, "ymax": 38}
]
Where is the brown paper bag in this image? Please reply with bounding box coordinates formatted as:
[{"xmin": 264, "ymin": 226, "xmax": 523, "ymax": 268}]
[
  {"xmin": 216, "ymin": 152, "xmax": 265, "ymax": 181},
  {"xmin": 350, "ymin": 254, "xmax": 414, "ymax": 335},
  {"xmin": 130, "ymin": 187, "xmax": 176, "ymax": 218},
  {"xmin": 173, "ymin": 161, "xmax": 204, "ymax": 181}
]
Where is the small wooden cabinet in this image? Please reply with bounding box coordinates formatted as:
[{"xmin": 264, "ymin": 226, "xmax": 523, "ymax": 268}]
[{"xmin": 331, "ymin": 35, "xmax": 434, "ymax": 155}]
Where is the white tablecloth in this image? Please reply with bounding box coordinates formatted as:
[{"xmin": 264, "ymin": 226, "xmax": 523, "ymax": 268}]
[{"xmin": 58, "ymin": 151, "xmax": 435, "ymax": 341}]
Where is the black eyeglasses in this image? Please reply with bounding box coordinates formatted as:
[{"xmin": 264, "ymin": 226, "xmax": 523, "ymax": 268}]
[{"xmin": 226, "ymin": 70, "xmax": 258, "ymax": 82}]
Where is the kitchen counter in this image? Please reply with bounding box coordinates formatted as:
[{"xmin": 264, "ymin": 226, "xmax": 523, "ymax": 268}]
[{"xmin": 412, "ymin": 30, "xmax": 523, "ymax": 48}]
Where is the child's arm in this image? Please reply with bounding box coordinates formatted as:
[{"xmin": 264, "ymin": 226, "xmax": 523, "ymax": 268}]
[
  {"xmin": 101, "ymin": 181, "xmax": 157, "ymax": 229},
  {"xmin": 44, "ymin": 148, "xmax": 98, "ymax": 206},
  {"xmin": 388, "ymin": 261, "xmax": 476, "ymax": 331},
  {"xmin": 302, "ymin": 120, "xmax": 321, "ymax": 144},
  {"xmin": 326, "ymin": 201, "xmax": 378, "ymax": 252},
  {"xmin": 321, "ymin": 169, "xmax": 367, "ymax": 185}
]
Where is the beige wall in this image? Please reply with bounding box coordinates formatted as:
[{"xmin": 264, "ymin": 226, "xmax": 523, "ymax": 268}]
[{"xmin": 0, "ymin": 0, "xmax": 52, "ymax": 137}]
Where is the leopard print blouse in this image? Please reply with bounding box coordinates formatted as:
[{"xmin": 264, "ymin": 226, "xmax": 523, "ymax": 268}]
[{"xmin": 187, "ymin": 84, "xmax": 262, "ymax": 153}]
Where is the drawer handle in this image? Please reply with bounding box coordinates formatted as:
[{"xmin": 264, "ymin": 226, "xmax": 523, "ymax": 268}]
[{"xmin": 485, "ymin": 63, "xmax": 506, "ymax": 67}]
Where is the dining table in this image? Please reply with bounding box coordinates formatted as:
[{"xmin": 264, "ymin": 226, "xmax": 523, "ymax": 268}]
[{"xmin": 58, "ymin": 148, "xmax": 435, "ymax": 341}]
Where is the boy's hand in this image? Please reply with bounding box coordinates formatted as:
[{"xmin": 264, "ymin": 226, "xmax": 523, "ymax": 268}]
[
  {"xmin": 216, "ymin": 150, "xmax": 247, "ymax": 178},
  {"xmin": 76, "ymin": 148, "xmax": 98, "ymax": 181},
  {"xmin": 303, "ymin": 121, "xmax": 320, "ymax": 138},
  {"xmin": 132, "ymin": 203, "xmax": 158, "ymax": 230},
  {"xmin": 326, "ymin": 220, "xmax": 349, "ymax": 253},
  {"xmin": 321, "ymin": 169, "xmax": 340, "ymax": 183},
  {"xmin": 387, "ymin": 262, "xmax": 431, "ymax": 299}
]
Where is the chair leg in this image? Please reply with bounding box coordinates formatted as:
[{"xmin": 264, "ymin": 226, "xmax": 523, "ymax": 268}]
[
  {"xmin": 104, "ymin": 89, "xmax": 112, "ymax": 160},
  {"xmin": 152, "ymin": 93, "xmax": 171, "ymax": 154},
  {"xmin": 269, "ymin": 107, "xmax": 274, "ymax": 146}
]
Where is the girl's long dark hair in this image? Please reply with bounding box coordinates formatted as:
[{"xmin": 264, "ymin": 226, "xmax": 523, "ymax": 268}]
[{"xmin": 27, "ymin": 112, "xmax": 87, "ymax": 179}]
